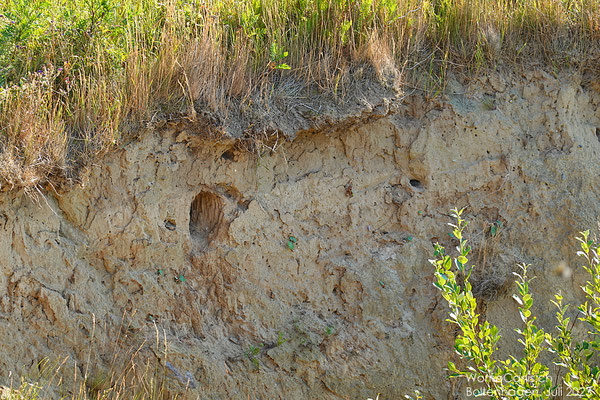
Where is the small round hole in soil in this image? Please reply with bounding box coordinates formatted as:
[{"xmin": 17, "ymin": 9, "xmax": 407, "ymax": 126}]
[
  {"xmin": 164, "ymin": 220, "xmax": 176, "ymax": 231},
  {"xmin": 189, "ymin": 191, "xmax": 224, "ymax": 247},
  {"xmin": 409, "ymin": 179, "xmax": 422, "ymax": 188},
  {"xmin": 221, "ymin": 149, "xmax": 235, "ymax": 161}
]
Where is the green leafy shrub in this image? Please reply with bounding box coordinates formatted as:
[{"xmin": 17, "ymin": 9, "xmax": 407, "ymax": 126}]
[{"xmin": 431, "ymin": 208, "xmax": 600, "ymax": 399}]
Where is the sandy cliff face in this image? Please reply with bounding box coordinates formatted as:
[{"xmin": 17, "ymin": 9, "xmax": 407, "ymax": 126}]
[{"xmin": 0, "ymin": 70, "xmax": 599, "ymax": 399}]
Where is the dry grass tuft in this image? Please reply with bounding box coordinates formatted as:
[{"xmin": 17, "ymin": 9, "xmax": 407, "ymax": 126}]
[
  {"xmin": 1, "ymin": 0, "xmax": 599, "ymax": 190},
  {"xmin": 1, "ymin": 312, "xmax": 181, "ymax": 400}
]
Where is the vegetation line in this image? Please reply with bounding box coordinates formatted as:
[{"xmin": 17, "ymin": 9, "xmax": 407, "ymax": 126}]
[{"xmin": 0, "ymin": 0, "xmax": 599, "ymax": 190}]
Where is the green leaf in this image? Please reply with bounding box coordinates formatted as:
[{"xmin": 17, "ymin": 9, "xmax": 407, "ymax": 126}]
[
  {"xmin": 519, "ymin": 308, "xmax": 531, "ymax": 322},
  {"xmin": 443, "ymin": 256, "xmax": 451, "ymax": 270},
  {"xmin": 288, "ymin": 240, "xmax": 294, "ymax": 250},
  {"xmin": 490, "ymin": 325, "xmax": 498, "ymax": 338},
  {"xmin": 458, "ymin": 256, "xmax": 468, "ymax": 265},
  {"xmin": 523, "ymin": 294, "xmax": 533, "ymax": 308},
  {"xmin": 448, "ymin": 361, "xmax": 458, "ymax": 372}
]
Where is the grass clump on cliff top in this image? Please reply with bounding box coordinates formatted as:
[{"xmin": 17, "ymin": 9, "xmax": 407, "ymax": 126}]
[{"xmin": 1, "ymin": 0, "xmax": 599, "ymax": 191}]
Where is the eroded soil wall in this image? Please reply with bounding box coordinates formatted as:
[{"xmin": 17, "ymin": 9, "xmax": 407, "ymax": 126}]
[{"xmin": 1, "ymin": 71, "xmax": 600, "ymax": 399}]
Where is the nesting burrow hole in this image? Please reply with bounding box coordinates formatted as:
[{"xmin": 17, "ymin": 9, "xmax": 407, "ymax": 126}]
[
  {"xmin": 221, "ymin": 149, "xmax": 235, "ymax": 161},
  {"xmin": 189, "ymin": 191, "xmax": 224, "ymax": 247},
  {"xmin": 409, "ymin": 179, "xmax": 423, "ymax": 189}
]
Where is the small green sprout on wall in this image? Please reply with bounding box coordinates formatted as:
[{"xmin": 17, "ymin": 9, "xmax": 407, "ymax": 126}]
[
  {"xmin": 245, "ymin": 343, "xmax": 263, "ymax": 369},
  {"xmin": 287, "ymin": 235, "xmax": 297, "ymax": 251},
  {"xmin": 490, "ymin": 220, "xmax": 502, "ymax": 237},
  {"xmin": 276, "ymin": 331, "xmax": 287, "ymax": 346}
]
